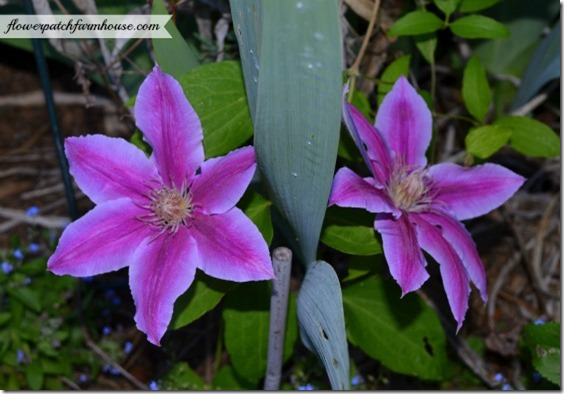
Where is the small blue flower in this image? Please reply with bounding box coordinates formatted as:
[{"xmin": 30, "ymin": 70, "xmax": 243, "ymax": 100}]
[
  {"xmin": 105, "ymin": 289, "xmax": 116, "ymax": 297},
  {"xmin": 1, "ymin": 261, "xmax": 13, "ymax": 274},
  {"xmin": 533, "ymin": 318, "xmax": 545, "ymax": 325},
  {"xmin": 351, "ymin": 375, "xmax": 363, "ymax": 386},
  {"xmin": 501, "ymin": 383, "xmax": 512, "ymax": 390},
  {"xmin": 82, "ymin": 276, "xmax": 94, "ymax": 283},
  {"xmin": 532, "ymin": 371, "xmax": 541, "ymax": 383},
  {"xmin": 26, "ymin": 206, "xmax": 39, "ymax": 216},
  {"xmin": 102, "ymin": 326, "xmax": 111, "ymax": 335},
  {"xmin": 149, "ymin": 381, "xmax": 159, "ymax": 390},
  {"xmin": 23, "ymin": 277, "xmax": 31, "ymax": 285},
  {"xmin": 109, "ymin": 367, "xmax": 121, "ymax": 376},
  {"xmin": 102, "ymin": 364, "xmax": 111, "ymax": 373},
  {"xmin": 16, "ymin": 349, "xmax": 25, "ymax": 364},
  {"xmin": 124, "ymin": 341, "xmax": 133, "ymax": 354},
  {"xmin": 113, "ymin": 296, "xmax": 121, "ymax": 305},
  {"xmin": 13, "ymin": 249, "xmax": 23, "ymax": 260},
  {"xmin": 78, "ymin": 374, "xmax": 88, "ymax": 383},
  {"xmin": 28, "ymin": 243, "xmax": 40, "ymax": 253},
  {"xmin": 298, "ymin": 383, "xmax": 315, "ymax": 390},
  {"xmin": 494, "ymin": 372, "xmax": 504, "ymax": 382}
]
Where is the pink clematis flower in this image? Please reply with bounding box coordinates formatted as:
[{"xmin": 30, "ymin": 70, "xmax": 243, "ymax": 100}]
[
  {"xmin": 330, "ymin": 77, "xmax": 525, "ymax": 329},
  {"xmin": 48, "ymin": 66, "xmax": 274, "ymax": 345}
]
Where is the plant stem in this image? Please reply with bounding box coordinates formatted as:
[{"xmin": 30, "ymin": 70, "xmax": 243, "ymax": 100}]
[
  {"xmin": 347, "ymin": 0, "xmax": 382, "ymax": 102},
  {"xmin": 263, "ymin": 247, "xmax": 293, "ymax": 390}
]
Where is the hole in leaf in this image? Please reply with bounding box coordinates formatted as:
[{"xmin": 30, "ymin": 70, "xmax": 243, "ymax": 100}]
[
  {"xmin": 332, "ymin": 358, "xmax": 339, "ymax": 368},
  {"xmin": 320, "ymin": 326, "xmax": 329, "ymax": 340},
  {"xmin": 362, "ymin": 141, "xmax": 368, "ymax": 151},
  {"xmin": 423, "ymin": 336, "xmax": 434, "ymax": 356}
]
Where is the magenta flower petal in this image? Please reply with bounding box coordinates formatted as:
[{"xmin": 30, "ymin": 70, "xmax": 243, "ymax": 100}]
[
  {"xmin": 411, "ymin": 214, "xmax": 470, "ymax": 331},
  {"xmin": 129, "ymin": 228, "xmax": 198, "ymax": 346},
  {"xmin": 191, "ymin": 208, "xmax": 274, "ymax": 282},
  {"xmin": 135, "ymin": 65, "xmax": 204, "ymax": 188},
  {"xmin": 65, "ymin": 135, "xmax": 158, "ymax": 204},
  {"xmin": 191, "ymin": 146, "xmax": 256, "ymax": 215},
  {"xmin": 48, "ymin": 198, "xmax": 151, "ymax": 276},
  {"xmin": 374, "ymin": 213, "xmax": 429, "ymax": 295},
  {"xmin": 329, "ymin": 167, "xmax": 398, "ymax": 214},
  {"xmin": 428, "ymin": 162, "xmax": 525, "ymax": 220},
  {"xmin": 418, "ymin": 211, "xmax": 487, "ymax": 302},
  {"xmin": 342, "ymin": 97, "xmax": 393, "ymax": 185},
  {"xmin": 375, "ymin": 76, "xmax": 432, "ymax": 167}
]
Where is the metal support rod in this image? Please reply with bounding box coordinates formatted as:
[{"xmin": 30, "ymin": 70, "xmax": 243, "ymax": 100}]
[
  {"xmin": 23, "ymin": 0, "xmax": 78, "ymax": 220},
  {"xmin": 264, "ymin": 247, "xmax": 293, "ymax": 390}
]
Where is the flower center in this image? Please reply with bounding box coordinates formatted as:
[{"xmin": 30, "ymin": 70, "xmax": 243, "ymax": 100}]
[
  {"xmin": 140, "ymin": 184, "xmax": 193, "ymax": 234},
  {"xmin": 387, "ymin": 163, "xmax": 432, "ymax": 212}
]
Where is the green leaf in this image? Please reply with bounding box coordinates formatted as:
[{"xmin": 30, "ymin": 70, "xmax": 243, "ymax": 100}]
[
  {"xmin": 494, "ymin": 116, "xmax": 560, "ymax": 158},
  {"xmin": 320, "ymin": 207, "xmax": 382, "ymax": 256},
  {"xmin": 297, "ymin": 261, "xmax": 349, "ymax": 390},
  {"xmin": 180, "ymin": 61, "xmax": 253, "ymax": 158},
  {"xmin": 0, "ymin": 312, "xmax": 11, "ymax": 327},
  {"xmin": 25, "ymin": 360, "xmax": 44, "ymax": 390},
  {"xmin": 161, "ymin": 362, "xmax": 206, "ymax": 390},
  {"xmin": 450, "ymin": 15, "xmax": 509, "ymax": 39},
  {"xmin": 511, "ymin": 20, "xmax": 560, "ymax": 110},
  {"xmin": 343, "ymin": 275, "xmax": 450, "ymax": 380},
  {"xmin": 239, "ymin": 191, "xmax": 273, "ymax": 245},
  {"xmin": 377, "ymin": 55, "xmax": 411, "ymax": 105},
  {"xmin": 129, "ymin": 129, "xmax": 152, "ymax": 156},
  {"xmin": 7, "ymin": 287, "xmax": 40, "ymax": 312},
  {"xmin": 223, "ymin": 281, "xmax": 270, "ymax": 383},
  {"xmin": 170, "ymin": 272, "xmax": 236, "ymax": 330},
  {"xmin": 343, "ymin": 255, "xmax": 379, "ymax": 282},
  {"xmin": 465, "ymin": 125, "xmax": 512, "ymax": 158},
  {"xmin": 151, "ymin": 0, "xmax": 199, "ymax": 79},
  {"xmin": 433, "ymin": 0, "xmax": 461, "ymax": 18},
  {"xmin": 414, "ymin": 33, "xmax": 437, "ymax": 65},
  {"xmin": 212, "ymin": 366, "xmax": 256, "ymax": 390},
  {"xmin": 388, "ymin": 11, "xmax": 444, "ymax": 37},
  {"xmin": 472, "ymin": 0, "xmax": 559, "ymax": 76},
  {"xmin": 522, "ymin": 322, "xmax": 560, "ymax": 386},
  {"xmin": 249, "ymin": 0, "xmax": 343, "ymax": 263},
  {"xmin": 458, "ymin": 0, "xmax": 501, "ymax": 12},
  {"xmin": 462, "ymin": 56, "xmax": 492, "ymax": 121}
]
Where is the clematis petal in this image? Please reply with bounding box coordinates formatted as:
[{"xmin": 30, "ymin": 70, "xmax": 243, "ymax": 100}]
[
  {"xmin": 411, "ymin": 213, "xmax": 470, "ymax": 331},
  {"xmin": 342, "ymin": 88, "xmax": 393, "ymax": 184},
  {"xmin": 375, "ymin": 76, "xmax": 432, "ymax": 168},
  {"xmin": 191, "ymin": 146, "xmax": 256, "ymax": 215},
  {"xmin": 48, "ymin": 198, "xmax": 152, "ymax": 276},
  {"xmin": 191, "ymin": 208, "xmax": 274, "ymax": 282},
  {"xmin": 329, "ymin": 167, "xmax": 398, "ymax": 214},
  {"xmin": 374, "ymin": 213, "xmax": 429, "ymax": 295},
  {"xmin": 129, "ymin": 228, "xmax": 198, "ymax": 346},
  {"xmin": 428, "ymin": 162, "xmax": 525, "ymax": 220},
  {"xmin": 65, "ymin": 135, "xmax": 158, "ymax": 204},
  {"xmin": 418, "ymin": 211, "xmax": 487, "ymax": 302},
  {"xmin": 135, "ymin": 65, "xmax": 204, "ymax": 188}
]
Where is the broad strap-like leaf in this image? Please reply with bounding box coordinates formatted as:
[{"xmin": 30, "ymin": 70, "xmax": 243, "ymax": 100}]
[
  {"xmin": 240, "ymin": 0, "xmax": 343, "ymax": 264},
  {"xmin": 151, "ymin": 0, "xmax": 199, "ymax": 79},
  {"xmin": 297, "ymin": 261, "xmax": 350, "ymax": 390}
]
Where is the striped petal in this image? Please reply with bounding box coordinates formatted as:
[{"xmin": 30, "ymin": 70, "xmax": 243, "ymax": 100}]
[
  {"xmin": 374, "ymin": 213, "xmax": 429, "ymax": 295},
  {"xmin": 129, "ymin": 228, "xmax": 198, "ymax": 346},
  {"xmin": 375, "ymin": 76, "xmax": 432, "ymax": 168},
  {"xmin": 48, "ymin": 198, "xmax": 152, "ymax": 276},
  {"xmin": 428, "ymin": 162, "xmax": 525, "ymax": 220},
  {"xmin": 411, "ymin": 213, "xmax": 471, "ymax": 331},
  {"xmin": 135, "ymin": 65, "xmax": 204, "ymax": 188},
  {"xmin": 65, "ymin": 135, "xmax": 157, "ymax": 204}
]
